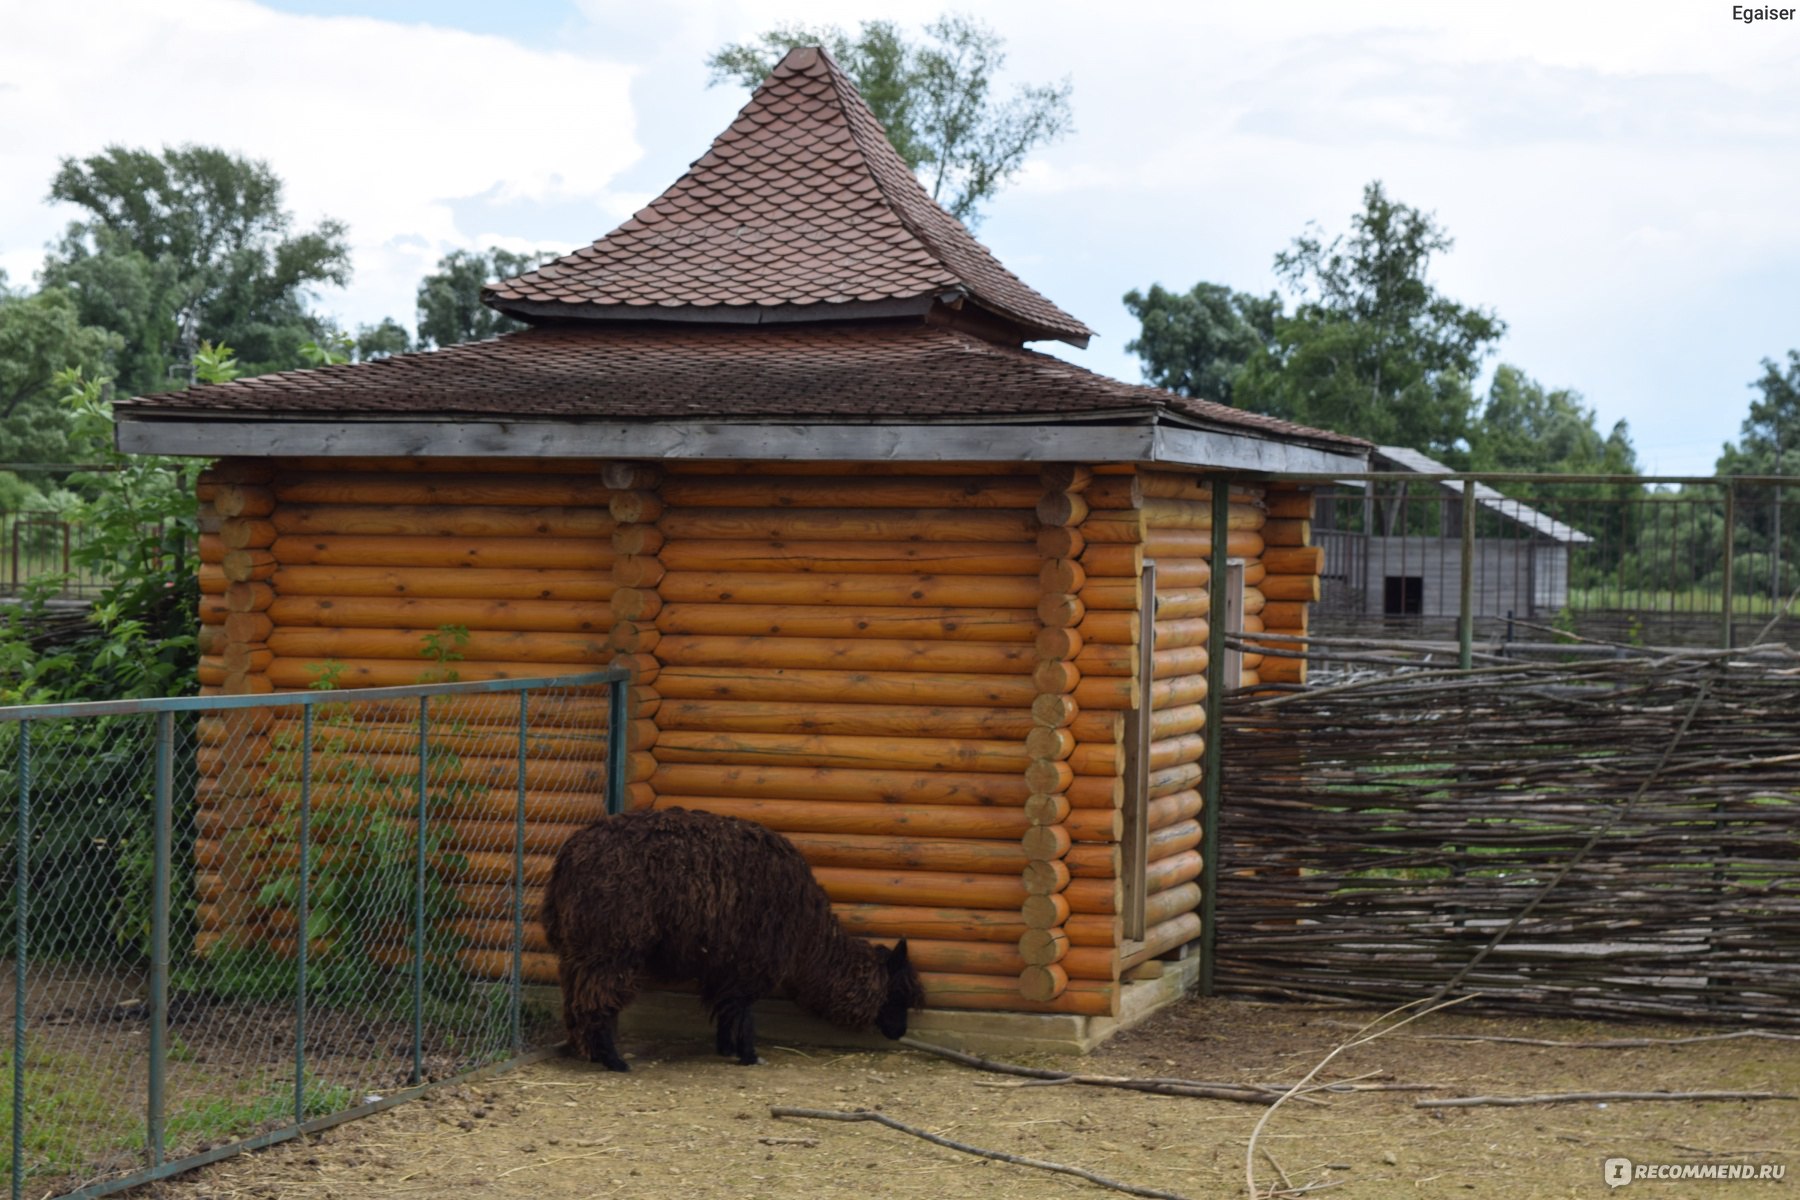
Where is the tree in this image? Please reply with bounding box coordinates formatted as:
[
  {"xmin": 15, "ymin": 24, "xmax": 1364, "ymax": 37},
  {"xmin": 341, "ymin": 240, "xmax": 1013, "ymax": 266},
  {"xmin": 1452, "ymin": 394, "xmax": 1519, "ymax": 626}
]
[
  {"xmin": 1716, "ymin": 350, "xmax": 1799, "ymax": 596},
  {"xmin": 415, "ymin": 248, "xmax": 548, "ymax": 350},
  {"xmin": 0, "ymin": 283, "xmax": 122, "ymax": 463},
  {"xmin": 1471, "ymin": 365, "xmax": 1638, "ymax": 477},
  {"xmin": 41, "ymin": 145, "xmax": 350, "ymax": 394},
  {"xmin": 1129, "ymin": 183, "xmax": 1505, "ymax": 460},
  {"xmin": 1121, "ymin": 283, "xmax": 1277, "ymax": 406},
  {"xmin": 356, "ymin": 317, "xmax": 413, "ymax": 360},
  {"xmin": 708, "ymin": 15, "xmax": 1072, "ymax": 226}
]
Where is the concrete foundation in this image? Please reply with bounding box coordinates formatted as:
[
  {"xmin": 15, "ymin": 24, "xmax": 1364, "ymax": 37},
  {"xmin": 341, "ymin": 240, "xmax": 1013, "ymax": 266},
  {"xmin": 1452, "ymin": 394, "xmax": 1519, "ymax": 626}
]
[{"xmin": 528, "ymin": 956, "xmax": 1200, "ymax": 1059}]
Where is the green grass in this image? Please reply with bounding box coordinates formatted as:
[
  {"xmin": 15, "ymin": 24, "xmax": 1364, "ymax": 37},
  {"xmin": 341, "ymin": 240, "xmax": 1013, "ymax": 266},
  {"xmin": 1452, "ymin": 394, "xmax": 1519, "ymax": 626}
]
[{"xmin": 1566, "ymin": 586, "xmax": 1791, "ymax": 615}]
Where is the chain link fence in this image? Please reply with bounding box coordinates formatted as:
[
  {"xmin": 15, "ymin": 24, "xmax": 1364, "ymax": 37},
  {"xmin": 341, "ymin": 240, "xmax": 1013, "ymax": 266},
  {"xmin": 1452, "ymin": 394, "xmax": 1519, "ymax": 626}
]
[{"xmin": 2, "ymin": 670, "xmax": 627, "ymax": 1200}]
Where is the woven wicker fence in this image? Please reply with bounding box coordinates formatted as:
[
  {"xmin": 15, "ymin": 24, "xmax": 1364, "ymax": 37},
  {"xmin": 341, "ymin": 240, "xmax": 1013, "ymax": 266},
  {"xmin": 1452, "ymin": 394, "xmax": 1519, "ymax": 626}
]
[{"xmin": 1213, "ymin": 645, "xmax": 1800, "ymax": 1024}]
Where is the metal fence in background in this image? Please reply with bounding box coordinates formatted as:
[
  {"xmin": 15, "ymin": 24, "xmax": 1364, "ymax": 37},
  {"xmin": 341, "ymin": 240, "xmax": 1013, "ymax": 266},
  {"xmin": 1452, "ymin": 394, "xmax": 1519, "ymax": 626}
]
[
  {"xmin": 2, "ymin": 670, "xmax": 628, "ymax": 1200},
  {"xmin": 1305, "ymin": 474, "xmax": 1798, "ymax": 658}
]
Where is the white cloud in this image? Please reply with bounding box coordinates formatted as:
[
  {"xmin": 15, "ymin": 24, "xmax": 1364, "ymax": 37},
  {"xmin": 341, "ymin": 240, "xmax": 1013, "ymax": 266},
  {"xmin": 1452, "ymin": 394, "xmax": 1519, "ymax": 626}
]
[{"xmin": 0, "ymin": 0, "xmax": 641, "ymax": 330}]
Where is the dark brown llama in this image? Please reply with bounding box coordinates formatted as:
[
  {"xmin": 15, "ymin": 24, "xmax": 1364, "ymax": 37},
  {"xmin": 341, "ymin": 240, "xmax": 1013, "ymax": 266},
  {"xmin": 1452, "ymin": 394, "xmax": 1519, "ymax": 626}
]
[{"xmin": 541, "ymin": 807, "xmax": 926, "ymax": 1070}]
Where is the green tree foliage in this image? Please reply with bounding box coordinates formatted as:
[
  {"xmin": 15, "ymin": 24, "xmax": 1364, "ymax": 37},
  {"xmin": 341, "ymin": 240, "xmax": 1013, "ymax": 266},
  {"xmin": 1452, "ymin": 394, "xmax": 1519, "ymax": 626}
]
[
  {"xmin": 41, "ymin": 144, "xmax": 350, "ymax": 394},
  {"xmin": 1716, "ymin": 350, "xmax": 1799, "ymax": 595},
  {"xmin": 1121, "ymin": 283, "xmax": 1276, "ymax": 406},
  {"xmin": 1471, "ymin": 365, "xmax": 1639, "ymax": 476},
  {"xmin": 0, "ymin": 282, "xmax": 122, "ymax": 463},
  {"xmin": 708, "ymin": 14, "xmax": 1072, "ymax": 226},
  {"xmin": 1248, "ymin": 182, "xmax": 1505, "ymax": 459},
  {"xmin": 355, "ymin": 316, "xmax": 413, "ymax": 360},
  {"xmin": 414, "ymin": 247, "xmax": 548, "ymax": 350},
  {"xmin": 1127, "ymin": 183, "xmax": 1504, "ymax": 461}
]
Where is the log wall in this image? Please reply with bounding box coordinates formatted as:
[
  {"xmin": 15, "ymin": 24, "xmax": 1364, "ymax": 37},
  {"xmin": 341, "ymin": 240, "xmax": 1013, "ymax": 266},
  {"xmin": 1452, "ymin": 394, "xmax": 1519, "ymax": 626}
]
[{"xmin": 189, "ymin": 456, "xmax": 1320, "ymax": 1017}]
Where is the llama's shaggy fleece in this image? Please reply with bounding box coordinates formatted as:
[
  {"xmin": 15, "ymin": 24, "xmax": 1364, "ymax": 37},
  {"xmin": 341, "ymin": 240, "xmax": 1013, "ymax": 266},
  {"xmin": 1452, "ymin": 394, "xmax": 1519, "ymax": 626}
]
[{"xmin": 542, "ymin": 807, "xmax": 926, "ymax": 1070}]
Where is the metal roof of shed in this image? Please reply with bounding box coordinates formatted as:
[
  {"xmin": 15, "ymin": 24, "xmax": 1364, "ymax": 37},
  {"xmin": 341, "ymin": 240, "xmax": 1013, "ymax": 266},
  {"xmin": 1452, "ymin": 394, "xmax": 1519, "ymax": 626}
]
[{"xmin": 1373, "ymin": 446, "xmax": 1592, "ymax": 544}]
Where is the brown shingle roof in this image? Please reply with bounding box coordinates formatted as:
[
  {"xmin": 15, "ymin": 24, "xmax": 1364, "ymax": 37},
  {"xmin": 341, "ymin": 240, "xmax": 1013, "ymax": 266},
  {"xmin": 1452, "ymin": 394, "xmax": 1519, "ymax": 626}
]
[
  {"xmin": 482, "ymin": 46, "xmax": 1093, "ymax": 347},
  {"xmin": 118, "ymin": 322, "xmax": 1365, "ymax": 452}
]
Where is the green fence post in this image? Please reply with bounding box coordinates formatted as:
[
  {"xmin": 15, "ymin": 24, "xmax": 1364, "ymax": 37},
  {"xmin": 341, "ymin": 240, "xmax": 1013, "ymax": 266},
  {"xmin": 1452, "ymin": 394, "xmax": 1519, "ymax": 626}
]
[
  {"xmin": 1722, "ymin": 482, "xmax": 1737, "ymax": 650},
  {"xmin": 1460, "ymin": 479, "xmax": 1476, "ymax": 670},
  {"xmin": 12, "ymin": 721, "xmax": 30, "ymax": 1200},
  {"xmin": 512, "ymin": 691, "xmax": 528, "ymax": 1057},
  {"xmin": 1199, "ymin": 476, "xmax": 1229, "ymax": 995},
  {"xmin": 413, "ymin": 696, "xmax": 428, "ymax": 1086},
  {"xmin": 148, "ymin": 712, "xmax": 173, "ymax": 1167},
  {"xmin": 295, "ymin": 704, "xmax": 312, "ymax": 1124}
]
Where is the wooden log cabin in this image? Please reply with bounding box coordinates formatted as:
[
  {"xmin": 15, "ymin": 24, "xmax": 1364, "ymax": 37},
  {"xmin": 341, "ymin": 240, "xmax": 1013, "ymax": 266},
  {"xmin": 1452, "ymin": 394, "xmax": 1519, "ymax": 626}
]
[{"xmin": 116, "ymin": 47, "xmax": 1368, "ymax": 1041}]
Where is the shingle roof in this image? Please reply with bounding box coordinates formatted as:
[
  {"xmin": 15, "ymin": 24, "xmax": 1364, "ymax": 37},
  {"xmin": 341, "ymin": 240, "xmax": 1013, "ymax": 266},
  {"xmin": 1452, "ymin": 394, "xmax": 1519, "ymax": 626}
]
[
  {"xmin": 117, "ymin": 322, "xmax": 1365, "ymax": 451},
  {"xmin": 1373, "ymin": 446, "xmax": 1591, "ymax": 544},
  {"xmin": 482, "ymin": 45, "xmax": 1093, "ymax": 346}
]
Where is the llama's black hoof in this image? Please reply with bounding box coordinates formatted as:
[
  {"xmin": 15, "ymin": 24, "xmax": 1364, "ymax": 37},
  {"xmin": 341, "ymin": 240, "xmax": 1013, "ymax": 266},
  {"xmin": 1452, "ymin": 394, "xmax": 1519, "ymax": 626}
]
[
  {"xmin": 735, "ymin": 1054, "xmax": 765, "ymax": 1067},
  {"xmin": 600, "ymin": 1057, "xmax": 631, "ymax": 1073}
]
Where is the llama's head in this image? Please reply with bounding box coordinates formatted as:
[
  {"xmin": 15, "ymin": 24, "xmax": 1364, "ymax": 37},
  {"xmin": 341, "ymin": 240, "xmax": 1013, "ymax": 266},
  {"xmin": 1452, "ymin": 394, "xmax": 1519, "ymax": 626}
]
[{"xmin": 874, "ymin": 939, "xmax": 925, "ymax": 1039}]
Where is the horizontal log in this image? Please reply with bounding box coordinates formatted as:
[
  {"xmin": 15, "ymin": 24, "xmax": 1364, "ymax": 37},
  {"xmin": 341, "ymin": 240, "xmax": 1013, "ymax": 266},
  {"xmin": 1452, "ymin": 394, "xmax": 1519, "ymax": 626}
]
[
  {"xmin": 1153, "ymin": 646, "xmax": 1211, "ymax": 680},
  {"xmin": 1040, "ymin": 558, "xmax": 1085, "ymax": 594},
  {"xmin": 656, "ymin": 635, "xmax": 1036, "ymax": 675},
  {"xmin": 1148, "ymin": 819, "xmax": 1203, "ymax": 862},
  {"xmin": 1081, "ymin": 475, "xmax": 1142, "ymax": 510},
  {"xmin": 1018, "ymin": 927, "xmax": 1068, "ymax": 967},
  {"xmin": 270, "ymin": 566, "xmax": 615, "ymax": 602},
  {"xmin": 779, "ymin": 830, "xmax": 1030, "ymax": 875},
  {"xmin": 1071, "ymin": 675, "xmax": 1138, "ymax": 712},
  {"xmin": 1066, "ymin": 842, "xmax": 1121, "ymax": 879},
  {"xmin": 1142, "ymin": 498, "xmax": 1265, "ymax": 531},
  {"xmin": 611, "ymin": 491, "xmax": 659, "ymax": 525},
  {"xmin": 220, "ymin": 518, "xmax": 277, "ymax": 550},
  {"xmin": 1262, "ymin": 518, "xmax": 1311, "ymax": 547},
  {"xmin": 1031, "ymin": 661, "xmax": 1079, "ymax": 694},
  {"xmin": 1022, "ymin": 860, "xmax": 1070, "ymax": 895},
  {"xmin": 656, "ymin": 732, "xmax": 1038, "ymax": 773},
  {"xmin": 610, "ymin": 588, "xmax": 661, "ymax": 622},
  {"xmin": 1243, "ymin": 561, "xmax": 1266, "ymax": 587},
  {"xmin": 1148, "ymin": 559, "xmax": 1210, "ymax": 590},
  {"xmin": 1031, "ymin": 692, "xmax": 1078, "ymax": 728},
  {"xmin": 266, "ymin": 627, "xmax": 609, "ymax": 665},
  {"xmin": 1146, "ymin": 848, "xmax": 1204, "ymax": 893},
  {"xmin": 612, "ymin": 524, "xmax": 665, "ymax": 556},
  {"xmin": 1260, "ymin": 574, "xmax": 1321, "ymax": 602},
  {"xmin": 1144, "ymin": 529, "xmax": 1267, "ymax": 559},
  {"xmin": 1151, "ymin": 704, "xmax": 1207, "ymax": 740},
  {"xmin": 832, "ymin": 903, "xmax": 1025, "ymax": 944},
  {"xmin": 1066, "ymin": 876, "xmax": 1122, "ymax": 915},
  {"xmin": 919, "ymin": 973, "xmax": 1116, "ymax": 1017},
  {"xmin": 1066, "ymin": 808, "xmax": 1122, "ymax": 842},
  {"xmin": 222, "ymin": 645, "xmax": 273, "ymax": 675},
  {"xmin": 1062, "ymin": 945, "xmax": 1121, "ymax": 982},
  {"xmin": 660, "ymin": 475, "xmax": 1043, "ymax": 510},
  {"xmin": 272, "ymin": 502, "xmax": 615, "ymax": 539},
  {"xmin": 612, "ymin": 556, "xmax": 665, "ymax": 588},
  {"xmin": 1263, "ymin": 490, "xmax": 1315, "ymax": 519},
  {"xmin": 660, "ymin": 571, "xmax": 1040, "ymax": 609},
  {"xmin": 813, "ymin": 867, "xmax": 1026, "ymax": 910},
  {"xmin": 198, "ymin": 534, "xmax": 226, "ymax": 564},
  {"xmin": 658, "ymin": 507, "xmax": 1036, "ymax": 544},
  {"xmin": 1150, "ymin": 733, "xmax": 1208, "ymax": 770},
  {"xmin": 275, "ymin": 473, "xmax": 605, "ymax": 508},
  {"xmin": 1260, "ymin": 601, "xmax": 1309, "ymax": 631},
  {"xmin": 1023, "ymin": 759, "xmax": 1075, "ymax": 796},
  {"xmin": 1021, "ymin": 893, "xmax": 1072, "ymax": 930},
  {"xmin": 266, "ymin": 658, "xmax": 608, "ymax": 689},
  {"xmin": 1150, "ymin": 674, "xmax": 1209, "ymax": 709},
  {"xmin": 1066, "ymin": 912, "xmax": 1122, "ymax": 947},
  {"xmin": 222, "ymin": 549, "xmax": 277, "ymax": 583},
  {"xmin": 1121, "ymin": 913, "xmax": 1203, "ymax": 971},
  {"xmin": 657, "ymin": 666, "xmax": 1041, "ymax": 708},
  {"xmin": 268, "ymin": 596, "xmax": 611, "ymax": 634},
  {"xmin": 1024, "ymin": 727, "xmax": 1076, "ymax": 760},
  {"xmin": 226, "ymin": 582, "xmax": 273, "ymax": 613},
  {"xmin": 657, "ymin": 797, "xmax": 1032, "ymax": 840},
  {"xmin": 1146, "ymin": 882, "xmax": 1202, "ymax": 927},
  {"xmin": 1024, "ymin": 794, "xmax": 1071, "ymax": 827},
  {"xmin": 1069, "ymin": 709, "xmax": 1124, "ymax": 743},
  {"xmin": 260, "ymin": 720, "xmax": 604, "ymax": 765},
  {"xmin": 271, "ymin": 536, "xmax": 612, "ymax": 572},
  {"xmin": 1154, "ymin": 589, "xmax": 1210, "ymax": 620},
  {"xmin": 1261, "ymin": 545, "xmax": 1324, "ymax": 575},
  {"xmin": 198, "ymin": 656, "xmax": 226, "ymax": 686},
  {"xmin": 655, "ymin": 602, "xmax": 1036, "ymax": 643},
  {"xmin": 658, "ymin": 699, "xmax": 1037, "ymax": 739},
  {"xmin": 1073, "ymin": 641, "xmax": 1135, "ymax": 678},
  {"xmin": 1067, "ymin": 776, "xmax": 1124, "ymax": 810},
  {"xmin": 656, "ymin": 539, "xmax": 1042, "ymax": 577},
  {"xmin": 1036, "ymin": 493, "xmax": 1088, "ymax": 526},
  {"xmin": 1079, "ymin": 579, "xmax": 1140, "ymax": 611},
  {"xmin": 1036, "ymin": 594, "xmax": 1084, "ymax": 629},
  {"xmin": 1155, "ymin": 618, "xmax": 1211, "ymax": 650},
  {"xmin": 1148, "ymin": 788, "xmax": 1204, "ymax": 831},
  {"xmin": 650, "ymin": 763, "xmax": 1033, "ymax": 806},
  {"xmin": 1079, "ymin": 543, "xmax": 1142, "ymax": 577},
  {"xmin": 664, "ymin": 461, "xmax": 1031, "ymax": 478},
  {"xmin": 224, "ymin": 612, "xmax": 273, "ymax": 644},
  {"xmin": 1036, "ymin": 526, "xmax": 1085, "ymax": 559},
  {"xmin": 1258, "ymin": 656, "xmax": 1306, "ymax": 684},
  {"xmin": 1078, "ymin": 513, "xmax": 1145, "ymax": 544}
]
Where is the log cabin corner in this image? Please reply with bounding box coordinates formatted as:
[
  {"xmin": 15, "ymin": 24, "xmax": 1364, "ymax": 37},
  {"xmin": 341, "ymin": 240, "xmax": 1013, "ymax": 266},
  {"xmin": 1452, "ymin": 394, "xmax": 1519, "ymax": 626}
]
[{"xmin": 114, "ymin": 45, "xmax": 1370, "ymax": 1052}]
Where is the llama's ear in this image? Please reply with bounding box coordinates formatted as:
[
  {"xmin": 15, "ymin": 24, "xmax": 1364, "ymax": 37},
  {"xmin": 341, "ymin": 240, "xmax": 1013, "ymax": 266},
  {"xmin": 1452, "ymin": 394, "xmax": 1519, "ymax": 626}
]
[{"xmin": 890, "ymin": 938, "xmax": 909, "ymax": 968}]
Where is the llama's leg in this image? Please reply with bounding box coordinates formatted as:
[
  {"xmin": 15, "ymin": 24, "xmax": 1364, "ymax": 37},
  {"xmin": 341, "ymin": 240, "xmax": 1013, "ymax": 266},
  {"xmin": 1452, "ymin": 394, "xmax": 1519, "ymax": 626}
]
[
  {"xmin": 566, "ymin": 965, "xmax": 634, "ymax": 1071},
  {"xmin": 731, "ymin": 1005, "xmax": 760, "ymax": 1067},
  {"xmin": 714, "ymin": 1002, "xmax": 740, "ymax": 1058}
]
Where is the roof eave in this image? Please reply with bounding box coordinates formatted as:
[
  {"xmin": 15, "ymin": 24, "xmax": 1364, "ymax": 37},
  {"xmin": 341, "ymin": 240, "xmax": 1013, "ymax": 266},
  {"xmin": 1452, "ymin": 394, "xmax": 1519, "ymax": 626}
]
[{"xmin": 486, "ymin": 295, "xmax": 938, "ymax": 326}]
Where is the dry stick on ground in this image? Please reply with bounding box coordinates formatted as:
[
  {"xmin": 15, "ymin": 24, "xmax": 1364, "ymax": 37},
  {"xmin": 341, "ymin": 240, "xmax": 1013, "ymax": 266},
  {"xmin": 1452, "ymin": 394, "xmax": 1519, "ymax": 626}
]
[
  {"xmin": 1404, "ymin": 1030, "xmax": 1800, "ymax": 1049},
  {"xmin": 1243, "ymin": 996, "xmax": 1477, "ymax": 1200},
  {"xmin": 900, "ymin": 1036, "xmax": 1285, "ymax": 1104},
  {"xmin": 770, "ymin": 1107, "xmax": 1195, "ymax": 1200},
  {"xmin": 1416, "ymin": 1090, "xmax": 1796, "ymax": 1110}
]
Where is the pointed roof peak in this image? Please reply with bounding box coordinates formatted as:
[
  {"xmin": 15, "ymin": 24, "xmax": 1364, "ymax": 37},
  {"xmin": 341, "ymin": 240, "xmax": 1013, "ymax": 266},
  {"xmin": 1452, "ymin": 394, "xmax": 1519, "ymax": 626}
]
[{"xmin": 483, "ymin": 43, "xmax": 1090, "ymax": 346}]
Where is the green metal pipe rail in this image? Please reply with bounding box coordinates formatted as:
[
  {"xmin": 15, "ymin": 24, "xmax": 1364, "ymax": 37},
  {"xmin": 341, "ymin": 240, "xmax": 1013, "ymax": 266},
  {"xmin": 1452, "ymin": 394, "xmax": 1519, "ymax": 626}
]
[{"xmin": 3, "ymin": 668, "xmax": 630, "ymax": 1200}]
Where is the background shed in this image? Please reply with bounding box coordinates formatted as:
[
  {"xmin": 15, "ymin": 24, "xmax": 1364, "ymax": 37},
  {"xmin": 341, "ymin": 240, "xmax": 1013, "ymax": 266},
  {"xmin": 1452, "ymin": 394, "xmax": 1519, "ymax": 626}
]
[{"xmin": 119, "ymin": 47, "xmax": 1366, "ymax": 1039}]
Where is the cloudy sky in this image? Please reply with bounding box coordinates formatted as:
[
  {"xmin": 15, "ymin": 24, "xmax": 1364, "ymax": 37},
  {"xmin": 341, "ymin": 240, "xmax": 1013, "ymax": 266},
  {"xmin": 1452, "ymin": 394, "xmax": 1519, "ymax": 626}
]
[{"xmin": 3, "ymin": 0, "xmax": 1796, "ymax": 475}]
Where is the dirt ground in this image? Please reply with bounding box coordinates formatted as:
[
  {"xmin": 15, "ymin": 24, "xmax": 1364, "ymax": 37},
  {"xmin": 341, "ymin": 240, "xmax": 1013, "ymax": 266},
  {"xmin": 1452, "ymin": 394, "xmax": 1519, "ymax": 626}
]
[{"xmin": 131, "ymin": 996, "xmax": 1797, "ymax": 1200}]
